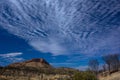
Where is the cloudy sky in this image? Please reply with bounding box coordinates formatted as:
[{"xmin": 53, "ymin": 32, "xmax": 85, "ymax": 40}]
[{"xmin": 0, "ymin": 0, "xmax": 120, "ymax": 69}]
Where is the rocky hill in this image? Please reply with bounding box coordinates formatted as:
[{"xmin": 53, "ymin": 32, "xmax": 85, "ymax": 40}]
[
  {"xmin": 0, "ymin": 58, "xmax": 78, "ymax": 80},
  {"xmin": 8, "ymin": 58, "xmax": 52, "ymax": 69}
]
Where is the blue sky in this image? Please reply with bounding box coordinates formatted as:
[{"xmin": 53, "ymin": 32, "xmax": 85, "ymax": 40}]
[{"xmin": 0, "ymin": 0, "xmax": 120, "ymax": 70}]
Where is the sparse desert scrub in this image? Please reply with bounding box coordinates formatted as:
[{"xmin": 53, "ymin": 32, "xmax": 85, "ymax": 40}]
[{"xmin": 72, "ymin": 71, "xmax": 98, "ymax": 80}]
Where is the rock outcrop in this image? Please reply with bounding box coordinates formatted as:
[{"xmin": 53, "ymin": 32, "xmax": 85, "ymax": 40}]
[{"xmin": 8, "ymin": 58, "xmax": 52, "ymax": 69}]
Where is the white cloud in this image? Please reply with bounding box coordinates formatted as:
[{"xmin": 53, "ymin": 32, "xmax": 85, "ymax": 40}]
[
  {"xmin": 0, "ymin": 52, "xmax": 24, "ymax": 65},
  {"xmin": 0, "ymin": 52, "xmax": 22, "ymax": 58},
  {"xmin": 29, "ymin": 40, "xmax": 67, "ymax": 56},
  {"xmin": 0, "ymin": 0, "xmax": 120, "ymax": 56}
]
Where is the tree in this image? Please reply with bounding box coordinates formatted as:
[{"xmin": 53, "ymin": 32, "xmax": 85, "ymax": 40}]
[
  {"xmin": 102, "ymin": 64, "xmax": 107, "ymax": 72},
  {"xmin": 111, "ymin": 54, "xmax": 120, "ymax": 71},
  {"xmin": 88, "ymin": 59, "xmax": 99, "ymax": 75},
  {"xmin": 102, "ymin": 53, "xmax": 120, "ymax": 74}
]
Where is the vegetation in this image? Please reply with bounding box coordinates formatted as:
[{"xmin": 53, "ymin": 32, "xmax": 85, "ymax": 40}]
[
  {"xmin": 72, "ymin": 71, "xmax": 98, "ymax": 80},
  {"xmin": 88, "ymin": 59, "xmax": 99, "ymax": 75},
  {"xmin": 102, "ymin": 53, "xmax": 120, "ymax": 74},
  {"xmin": 86, "ymin": 53, "xmax": 120, "ymax": 80},
  {"xmin": 1, "ymin": 53, "xmax": 120, "ymax": 80}
]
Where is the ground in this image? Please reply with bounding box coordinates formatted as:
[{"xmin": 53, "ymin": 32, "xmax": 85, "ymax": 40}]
[{"xmin": 99, "ymin": 72, "xmax": 120, "ymax": 80}]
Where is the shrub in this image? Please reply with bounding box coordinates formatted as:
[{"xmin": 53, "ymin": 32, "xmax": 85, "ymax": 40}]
[{"xmin": 73, "ymin": 71, "xmax": 98, "ymax": 80}]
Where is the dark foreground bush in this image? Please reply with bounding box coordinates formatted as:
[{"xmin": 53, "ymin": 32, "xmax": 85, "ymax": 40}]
[
  {"xmin": 0, "ymin": 77, "xmax": 8, "ymax": 80},
  {"xmin": 73, "ymin": 71, "xmax": 98, "ymax": 80}
]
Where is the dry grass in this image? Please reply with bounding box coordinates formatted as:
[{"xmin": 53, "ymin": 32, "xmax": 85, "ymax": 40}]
[{"xmin": 99, "ymin": 72, "xmax": 120, "ymax": 80}]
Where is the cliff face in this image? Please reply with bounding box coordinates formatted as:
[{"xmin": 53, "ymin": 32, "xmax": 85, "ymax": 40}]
[{"xmin": 8, "ymin": 58, "xmax": 52, "ymax": 69}]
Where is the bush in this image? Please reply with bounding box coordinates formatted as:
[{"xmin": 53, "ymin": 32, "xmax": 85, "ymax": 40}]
[{"xmin": 73, "ymin": 71, "xmax": 98, "ymax": 80}]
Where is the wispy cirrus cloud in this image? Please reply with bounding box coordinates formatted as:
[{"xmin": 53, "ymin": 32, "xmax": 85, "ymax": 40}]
[
  {"xmin": 0, "ymin": 0, "xmax": 120, "ymax": 56},
  {"xmin": 0, "ymin": 52, "xmax": 24, "ymax": 65},
  {"xmin": 0, "ymin": 52, "xmax": 22, "ymax": 58}
]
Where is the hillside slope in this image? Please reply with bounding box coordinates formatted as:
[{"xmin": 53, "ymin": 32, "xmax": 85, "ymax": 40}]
[
  {"xmin": 8, "ymin": 58, "xmax": 52, "ymax": 68},
  {"xmin": 0, "ymin": 58, "xmax": 78, "ymax": 80},
  {"xmin": 99, "ymin": 72, "xmax": 120, "ymax": 80}
]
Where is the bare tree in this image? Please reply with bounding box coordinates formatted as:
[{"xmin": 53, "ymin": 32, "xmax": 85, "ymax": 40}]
[
  {"xmin": 102, "ymin": 55, "xmax": 111, "ymax": 73},
  {"xmin": 111, "ymin": 54, "xmax": 120, "ymax": 71},
  {"xmin": 102, "ymin": 53, "xmax": 120, "ymax": 74},
  {"xmin": 102, "ymin": 64, "xmax": 107, "ymax": 72},
  {"xmin": 88, "ymin": 59, "xmax": 99, "ymax": 75}
]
